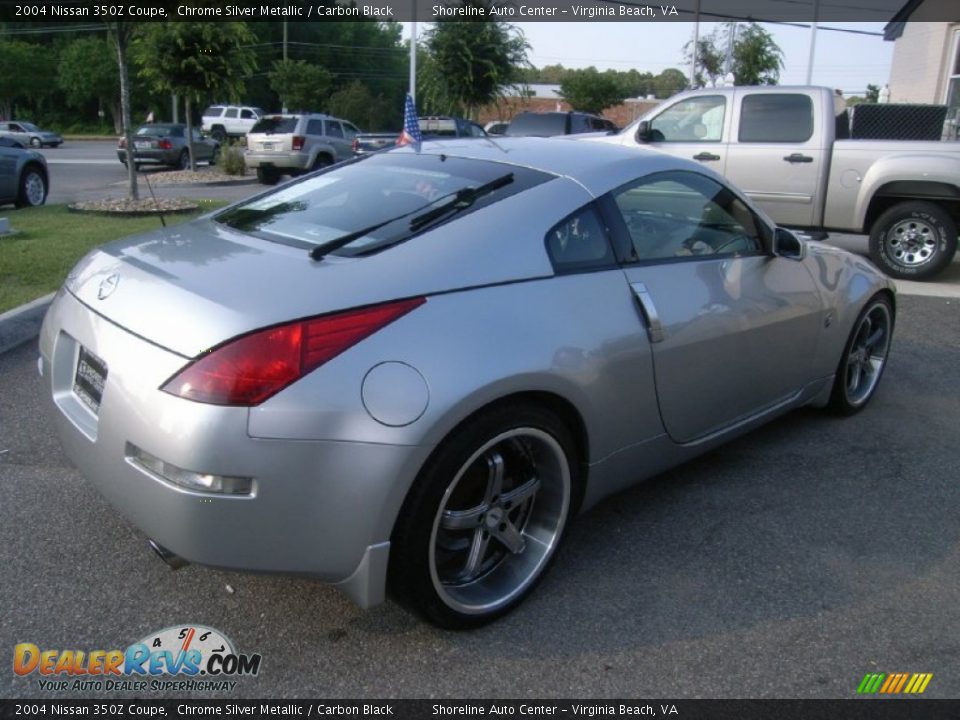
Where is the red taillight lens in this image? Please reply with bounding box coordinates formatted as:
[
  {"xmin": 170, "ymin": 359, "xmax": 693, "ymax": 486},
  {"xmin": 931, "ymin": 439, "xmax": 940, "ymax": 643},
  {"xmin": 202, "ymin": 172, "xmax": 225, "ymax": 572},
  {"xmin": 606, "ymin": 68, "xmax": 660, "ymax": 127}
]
[
  {"xmin": 158, "ymin": 139, "xmax": 173, "ymax": 150},
  {"xmin": 351, "ymin": 138, "xmax": 359, "ymax": 153},
  {"xmin": 292, "ymin": 135, "xmax": 305, "ymax": 151},
  {"xmin": 161, "ymin": 297, "xmax": 426, "ymax": 406}
]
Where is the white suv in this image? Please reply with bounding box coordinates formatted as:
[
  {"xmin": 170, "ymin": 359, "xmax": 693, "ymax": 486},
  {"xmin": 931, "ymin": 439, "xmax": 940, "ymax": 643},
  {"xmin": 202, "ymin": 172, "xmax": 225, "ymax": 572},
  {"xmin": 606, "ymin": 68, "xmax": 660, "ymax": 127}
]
[
  {"xmin": 244, "ymin": 113, "xmax": 360, "ymax": 184},
  {"xmin": 201, "ymin": 105, "xmax": 264, "ymax": 142}
]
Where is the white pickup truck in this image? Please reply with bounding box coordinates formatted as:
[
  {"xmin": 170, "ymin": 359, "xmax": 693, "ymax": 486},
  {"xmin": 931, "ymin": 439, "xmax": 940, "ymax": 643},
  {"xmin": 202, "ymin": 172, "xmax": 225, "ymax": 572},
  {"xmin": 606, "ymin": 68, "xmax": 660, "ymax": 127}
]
[{"xmin": 589, "ymin": 86, "xmax": 960, "ymax": 280}]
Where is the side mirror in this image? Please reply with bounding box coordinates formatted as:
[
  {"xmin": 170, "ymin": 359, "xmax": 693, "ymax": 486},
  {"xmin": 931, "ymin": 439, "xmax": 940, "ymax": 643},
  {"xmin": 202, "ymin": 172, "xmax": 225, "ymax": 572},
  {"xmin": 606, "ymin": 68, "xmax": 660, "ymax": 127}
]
[
  {"xmin": 636, "ymin": 120, "xmax": 652, "ymax": 143},
  {"xmin": 773, "ymin": 228, "xmax": 806, "ymax": 260}
]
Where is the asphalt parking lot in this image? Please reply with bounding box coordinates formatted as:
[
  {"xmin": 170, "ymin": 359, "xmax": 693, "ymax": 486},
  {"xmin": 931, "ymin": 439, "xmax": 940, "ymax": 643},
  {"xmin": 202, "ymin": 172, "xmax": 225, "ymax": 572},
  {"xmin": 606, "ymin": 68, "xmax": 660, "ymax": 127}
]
[{"xmin": 1, "ymin": 289, "xmax": 958, "ymax": 699}]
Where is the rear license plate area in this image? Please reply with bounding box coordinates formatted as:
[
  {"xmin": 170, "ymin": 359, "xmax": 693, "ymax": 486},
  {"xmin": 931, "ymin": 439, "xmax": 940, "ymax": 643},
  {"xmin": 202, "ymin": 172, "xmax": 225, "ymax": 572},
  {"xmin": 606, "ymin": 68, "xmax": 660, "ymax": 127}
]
[{"xmin": 74, "ymin": 346, "xmax": 108, "ymax": 415}]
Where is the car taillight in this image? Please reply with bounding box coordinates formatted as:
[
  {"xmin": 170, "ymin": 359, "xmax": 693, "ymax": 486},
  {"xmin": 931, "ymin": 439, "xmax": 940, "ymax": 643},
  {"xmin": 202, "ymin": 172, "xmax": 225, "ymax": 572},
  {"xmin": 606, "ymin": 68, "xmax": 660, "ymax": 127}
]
[
  {"xmin": 158, "ymin": 139, "xmax": 173, "ymax": 150},
  {"xmin": 292, "ymin": 135, "xmax": 305, "ymax": 151},
  {"xmin": 118, "ymin": 138, "xmax": 126, "ymax": 148},
  {"xmin": 161, "ymin": 297, "xmax": 426, "ymax": 406},
  {"xmin": 351, "ymin": 138, "xmax": 359, "ymax": 153}
]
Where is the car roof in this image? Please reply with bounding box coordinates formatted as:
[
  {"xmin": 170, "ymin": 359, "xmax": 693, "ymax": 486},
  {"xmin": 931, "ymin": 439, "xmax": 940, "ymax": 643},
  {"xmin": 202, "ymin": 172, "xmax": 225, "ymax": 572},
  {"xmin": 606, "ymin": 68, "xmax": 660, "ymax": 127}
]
[{"xmin": 390, "ymin": 136, "xmax": 708, "ymax": 197}]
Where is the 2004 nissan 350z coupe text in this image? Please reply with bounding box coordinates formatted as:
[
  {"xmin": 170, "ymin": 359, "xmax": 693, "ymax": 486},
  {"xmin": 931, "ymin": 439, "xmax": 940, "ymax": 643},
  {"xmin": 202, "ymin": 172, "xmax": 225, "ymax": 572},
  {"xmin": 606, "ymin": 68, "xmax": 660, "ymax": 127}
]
[{"xmin": 39, "ymin": 138, "xmax": 895, "ymax": 628}]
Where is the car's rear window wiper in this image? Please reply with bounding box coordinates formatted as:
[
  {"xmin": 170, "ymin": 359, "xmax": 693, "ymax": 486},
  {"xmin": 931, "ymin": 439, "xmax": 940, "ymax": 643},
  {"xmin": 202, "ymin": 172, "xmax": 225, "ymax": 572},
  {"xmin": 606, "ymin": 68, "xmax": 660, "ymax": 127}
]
[
  {"xmin": 408, "ymin": 173, "xmax": 513, "ymax": 233},
  {"xmin": 309, "ymin": 172, "xmax": 515, "ymax": 261}
]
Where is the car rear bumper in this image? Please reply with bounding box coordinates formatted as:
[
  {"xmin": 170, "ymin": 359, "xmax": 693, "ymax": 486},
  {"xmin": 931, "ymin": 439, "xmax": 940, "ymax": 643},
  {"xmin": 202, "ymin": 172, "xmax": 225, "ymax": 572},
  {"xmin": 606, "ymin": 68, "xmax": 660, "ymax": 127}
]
[
  {"xmin": 244, "ymin": 151, "xmax": 311, "ymax": 171},
  {"xmin": 116, "ymin": 149, "xmax": 179, "ymax": 166},
  {"xmin": 39, "ymin": 289, "xmax": 431, "ymax": 607}
]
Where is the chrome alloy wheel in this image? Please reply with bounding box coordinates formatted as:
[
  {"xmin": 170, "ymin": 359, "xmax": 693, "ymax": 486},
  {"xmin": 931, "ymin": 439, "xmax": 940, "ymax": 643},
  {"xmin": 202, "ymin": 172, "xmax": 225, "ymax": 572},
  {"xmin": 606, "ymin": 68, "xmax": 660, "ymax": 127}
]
[
  {"xmin": 844, "ymin": 301, "xmax": 892, "ymax": 407},
  {"xmin": 886, "ymin": 217, "xmax": 937, "ymax": 267},
  {"xmin": 23, "ymin": 171, "xmax": 46, "ymax": 206},
  {"xmin": 428, "ymin": 427, "xmax": 570, "ymax": 615}
]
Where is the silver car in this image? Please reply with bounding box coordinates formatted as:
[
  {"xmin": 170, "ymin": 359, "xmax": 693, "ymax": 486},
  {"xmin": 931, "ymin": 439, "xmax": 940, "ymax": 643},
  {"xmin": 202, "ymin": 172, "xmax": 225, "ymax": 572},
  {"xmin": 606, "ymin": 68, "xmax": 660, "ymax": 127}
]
[
  {"xmin": 245, "ymin": 113, "xmax": 360, "ymax": 184},
  {"xmin": 0, "ymin": 140, "xmax": 48, "ymax": 208},
  {"xmin": 40, "ymin": 138, "xmax": 894, "ymax": 628},
  {"xmin": 0, "ymin": 121, "xmax": 63, "ymax": 148}
]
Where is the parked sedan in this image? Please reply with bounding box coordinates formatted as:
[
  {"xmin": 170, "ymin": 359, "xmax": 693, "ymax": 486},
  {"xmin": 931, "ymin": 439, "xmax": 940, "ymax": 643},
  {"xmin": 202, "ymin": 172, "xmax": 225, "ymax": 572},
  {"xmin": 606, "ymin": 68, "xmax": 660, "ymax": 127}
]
[
  {"xmin": 117, "ymin": 124, "xmax": 219, "ymax": 170},
  {"xmin": 40, "ymin": 139, "xmax": 894, "ymax": 628},
  {"xmin": 0, "ymin": 121, "xmax": 63, "ymax": 148},
  {"xmin": 0, "ymin": 141, "xmax": 48, "ymax": 208}
]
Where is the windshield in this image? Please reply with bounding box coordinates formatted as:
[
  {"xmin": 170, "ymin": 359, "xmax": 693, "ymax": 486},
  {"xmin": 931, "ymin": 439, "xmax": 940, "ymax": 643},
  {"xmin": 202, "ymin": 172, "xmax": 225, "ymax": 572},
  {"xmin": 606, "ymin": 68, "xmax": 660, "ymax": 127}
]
[
  {"xmin": 20, "ymin": 122, "xmax": 40, "ymax": 132},
  {"xmin": 136, "ymin": 125, "xmax": 180, "ymax": 137},
  {"xmin": 215, "ymin": 153, "xmax": 552, "ymax": 257}
]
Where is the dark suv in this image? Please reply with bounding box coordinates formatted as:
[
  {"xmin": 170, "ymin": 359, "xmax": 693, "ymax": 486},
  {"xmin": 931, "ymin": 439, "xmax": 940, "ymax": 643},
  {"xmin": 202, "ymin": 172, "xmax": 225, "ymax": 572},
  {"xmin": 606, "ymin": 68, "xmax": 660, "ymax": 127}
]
[{"xmin": 505, "ymin": 111, "xmax": 618, "ymax": 137}]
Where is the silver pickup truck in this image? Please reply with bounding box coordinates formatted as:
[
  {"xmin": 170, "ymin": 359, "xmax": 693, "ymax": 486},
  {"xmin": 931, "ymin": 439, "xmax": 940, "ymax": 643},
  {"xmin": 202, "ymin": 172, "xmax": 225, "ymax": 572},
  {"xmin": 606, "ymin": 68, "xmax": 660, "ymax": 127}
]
[{"xmin": 589, "ymin": 86, "xmax": 960, "ymax": 280}]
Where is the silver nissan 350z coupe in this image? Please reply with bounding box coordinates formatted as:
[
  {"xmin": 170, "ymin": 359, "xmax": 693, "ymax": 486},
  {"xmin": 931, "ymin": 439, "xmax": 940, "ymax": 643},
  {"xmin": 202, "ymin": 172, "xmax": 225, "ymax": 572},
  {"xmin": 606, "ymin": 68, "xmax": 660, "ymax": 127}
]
[{"xmin": 40, "ymin": 138, "xmax": 894, "ymax": 628}]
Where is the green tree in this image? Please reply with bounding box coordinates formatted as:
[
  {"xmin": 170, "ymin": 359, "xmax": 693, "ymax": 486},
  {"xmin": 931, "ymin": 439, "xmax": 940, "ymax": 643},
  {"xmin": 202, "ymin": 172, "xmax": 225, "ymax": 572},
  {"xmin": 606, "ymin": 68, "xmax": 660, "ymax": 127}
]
[
  {"xmin": 654, "ymin": 68, "xmax": 688, "ymax": 98},
  {"xmin": 135, "ymin": 22, "xmax": 257, "ymax": 171},
  {"xmin": 731, "ymin": 23, "xmax": 784, "ymax": 86},
  {"xmin": 0, "ymin": 41, "xmax": 47, "ymax": 120},
  {"xmin": 559, "ymin": 67, "xmax": 625, "ymax": 114},
  {"xmin": 683, "ymin": 36, "xmax": 726, "ymax": 89},
  {"xmin": 58, "ymin": 37, "xmax": 120, "ymax": 132},
  {"xmin": 269, "ymin": 60, "xmax": 333, "ymax": 112},
  {"xmin": 422, "ymin": 7, "xmax": 529, "ymax": 119},
  {"xmin": 328, "ymin": 80, "xmax": 394, "ymax": 131},
  {"xmin": 865, "ymin": 84, "xmax": 881, "ymax": 103}
]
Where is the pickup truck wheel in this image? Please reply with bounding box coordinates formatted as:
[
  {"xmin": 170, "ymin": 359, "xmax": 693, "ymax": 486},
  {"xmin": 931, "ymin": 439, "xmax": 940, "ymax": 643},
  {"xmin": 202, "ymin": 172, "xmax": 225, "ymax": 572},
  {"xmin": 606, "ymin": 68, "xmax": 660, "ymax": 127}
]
[{"xmin": 869, "ymin": 201, "xmax": 957, "ymax": 280}]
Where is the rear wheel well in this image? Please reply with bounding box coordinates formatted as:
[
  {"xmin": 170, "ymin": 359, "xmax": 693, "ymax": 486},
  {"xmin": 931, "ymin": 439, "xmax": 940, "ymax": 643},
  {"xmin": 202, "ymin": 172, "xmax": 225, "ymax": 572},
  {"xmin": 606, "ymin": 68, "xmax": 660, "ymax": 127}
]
[
  {"xmin": 864, "ymin": 183, "xmax": 960, "ymax": 234},
  {"xmin": 423, "ymin": 391, "xmax": 590, "ymax": 509}
]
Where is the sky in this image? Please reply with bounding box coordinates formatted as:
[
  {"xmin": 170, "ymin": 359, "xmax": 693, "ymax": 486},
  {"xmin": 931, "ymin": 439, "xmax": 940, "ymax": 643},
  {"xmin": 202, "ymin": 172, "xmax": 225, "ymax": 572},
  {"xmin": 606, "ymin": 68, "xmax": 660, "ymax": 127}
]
[{"xmin": 401, "ymin": 22, "xmax": 894, "ymax": 96}]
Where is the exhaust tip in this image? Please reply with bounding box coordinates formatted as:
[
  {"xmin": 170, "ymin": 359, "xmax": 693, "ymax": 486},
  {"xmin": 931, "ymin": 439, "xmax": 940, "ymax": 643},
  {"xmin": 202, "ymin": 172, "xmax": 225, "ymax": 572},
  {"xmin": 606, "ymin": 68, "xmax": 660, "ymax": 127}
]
[{"xmin": 148, "ymin": 539, "xmax": 189, "ymax": 571}]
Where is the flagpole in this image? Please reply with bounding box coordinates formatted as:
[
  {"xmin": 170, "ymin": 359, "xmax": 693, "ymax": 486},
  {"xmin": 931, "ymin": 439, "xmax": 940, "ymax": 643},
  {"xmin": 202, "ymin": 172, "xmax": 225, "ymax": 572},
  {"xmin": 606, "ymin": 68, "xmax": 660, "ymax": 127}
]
[{"xmin": 409, "ymin": 22, "xmax": 417, "ymax": 104}]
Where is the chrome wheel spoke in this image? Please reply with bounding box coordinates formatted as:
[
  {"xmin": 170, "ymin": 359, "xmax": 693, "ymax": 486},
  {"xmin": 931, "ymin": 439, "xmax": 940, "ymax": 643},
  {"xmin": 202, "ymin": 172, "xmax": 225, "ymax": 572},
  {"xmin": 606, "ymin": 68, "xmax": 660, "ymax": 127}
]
[
  {"xmin": 484, "ymin": 451, "xmax": 505, "ymax": 504},
  {"xmin": 848, "ymin": 361, "xmax": 862, "ymax": 393},
  {"xmin": 489, "ymin": 519, "xmax": 525, "ymax": 554},
  {"xmin": 461, "ymin": 529, "xmax": 490, "ymax": 580},
  {"xmin": 442, "ymin": 505, "xmax": 487, "ymax": 530},
  {"xmin": 864, "ymin": 327, "xmax": 885, "ymax": 351},
  {"xmin": 501, "ymin": 476, "xmax": 540, "ymax": 508}
]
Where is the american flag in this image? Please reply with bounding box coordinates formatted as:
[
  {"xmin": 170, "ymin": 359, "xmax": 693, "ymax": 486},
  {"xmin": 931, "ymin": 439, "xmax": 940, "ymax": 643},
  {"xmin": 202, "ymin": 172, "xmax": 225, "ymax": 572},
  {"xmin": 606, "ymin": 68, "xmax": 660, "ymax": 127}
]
[{"xmin": 396, "ymin": 93, "xmax": 422, "ymax": 152}]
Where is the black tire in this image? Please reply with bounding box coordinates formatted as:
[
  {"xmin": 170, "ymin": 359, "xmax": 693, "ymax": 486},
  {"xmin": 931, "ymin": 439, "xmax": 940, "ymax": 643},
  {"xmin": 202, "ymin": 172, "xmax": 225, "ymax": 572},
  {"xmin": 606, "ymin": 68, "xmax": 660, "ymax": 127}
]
[
  {"xmin": 29, "ymin": 136, "xmax": 41, "ymax": 148},
  {"xmin": 389, "ymin": 403, "xmax": 580, "ymax": 629},
  {"xmin": 868, "ymin": 201, "xmax": 957, "ymax": 281},
  {"xmin": 828, "ymin": 294, "xmax": 894, "ymax": 415},
  {"xmin": 312, "ymin": 154, "xmax": 332, "ymax": 172},
  {"xmin": 256, "ymin": 167, "xmax": 279, "ymax": 185},
  {"xmin": 175, "ymin": 149, "xmax": 189, "ymax": 171},
  {"xmin": 14, "ymin": 165, "xmax": 47, "ymax": 208},
  {"xmin": 211, "ymin": 126, "xmax": 227, "ymax": 143},
  {"xmin": 209, "ymin": 145, "xmax": 220, "ymax": 166}
]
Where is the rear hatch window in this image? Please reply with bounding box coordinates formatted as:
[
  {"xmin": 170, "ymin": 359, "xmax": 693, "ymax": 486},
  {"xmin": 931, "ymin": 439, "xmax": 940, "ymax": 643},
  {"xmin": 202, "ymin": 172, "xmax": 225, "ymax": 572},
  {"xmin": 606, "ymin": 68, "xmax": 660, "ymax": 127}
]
[
  {"xmin": 506, "ymin": 113, "xmax": 567, "ymax": 137},
  {"xmin": 250, "ymin": 116, "xmax": 299, "ymax": 134},
  {"xmin": 215, "ymin": 153, "xmax": 553, "ymax": 257}
]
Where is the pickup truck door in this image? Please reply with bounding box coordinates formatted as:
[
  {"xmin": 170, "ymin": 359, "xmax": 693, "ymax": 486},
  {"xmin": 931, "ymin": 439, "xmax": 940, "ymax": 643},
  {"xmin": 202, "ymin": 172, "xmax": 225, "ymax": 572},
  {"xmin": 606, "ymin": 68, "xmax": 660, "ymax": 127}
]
[
  {"xmin": 603, "ymin": 170, "xmax": 822, "ymax": 443},
  {"xmin": 640, "ymin": 94, "xmax": 730, "ymax": 173},
  {"xmin": 723, "ymin": 90, "xmax": 829, "ymax": 228}
]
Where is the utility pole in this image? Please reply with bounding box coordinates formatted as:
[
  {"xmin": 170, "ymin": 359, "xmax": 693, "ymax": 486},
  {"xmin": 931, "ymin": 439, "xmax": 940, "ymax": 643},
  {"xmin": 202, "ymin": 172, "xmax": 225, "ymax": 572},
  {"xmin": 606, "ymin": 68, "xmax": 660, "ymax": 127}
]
[
  {"xmin": 409, "ymin": 22, "xmax": 417, "ymax": 103},
  {"xmin": 282, "ymin": 21, "xmax": 288, "ymax": 113},
  {"xmin": 688, "ymin": 0, "xmax": 700, "ymax": 89},
  {"xmin": 806, "ymin": 0, "xmax": 819, "ymax": 84}
]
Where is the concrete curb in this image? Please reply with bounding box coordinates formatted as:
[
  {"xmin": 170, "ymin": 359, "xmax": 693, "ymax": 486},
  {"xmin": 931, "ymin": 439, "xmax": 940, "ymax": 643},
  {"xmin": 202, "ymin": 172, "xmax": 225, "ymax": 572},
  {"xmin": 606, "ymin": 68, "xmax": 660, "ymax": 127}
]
[{"xmin": 0, "ymin": 293, "xmax": 54, "ymax": 355}]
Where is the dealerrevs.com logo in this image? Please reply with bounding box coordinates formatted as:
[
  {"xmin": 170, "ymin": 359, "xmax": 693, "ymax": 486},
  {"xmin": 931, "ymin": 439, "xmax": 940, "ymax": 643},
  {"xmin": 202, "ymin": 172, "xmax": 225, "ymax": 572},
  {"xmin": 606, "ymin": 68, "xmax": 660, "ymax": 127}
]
[{"xmin": 13, "ymin": 625, "xmax": 262, "ymax": 692}]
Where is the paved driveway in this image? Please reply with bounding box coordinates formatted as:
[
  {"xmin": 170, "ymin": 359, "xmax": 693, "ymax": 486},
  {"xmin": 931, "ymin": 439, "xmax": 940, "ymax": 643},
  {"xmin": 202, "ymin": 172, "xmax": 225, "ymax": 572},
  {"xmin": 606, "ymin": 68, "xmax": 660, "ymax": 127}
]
[{"xmin": 1, "ymin": 293, "xmax": 958, "ymax": 699}]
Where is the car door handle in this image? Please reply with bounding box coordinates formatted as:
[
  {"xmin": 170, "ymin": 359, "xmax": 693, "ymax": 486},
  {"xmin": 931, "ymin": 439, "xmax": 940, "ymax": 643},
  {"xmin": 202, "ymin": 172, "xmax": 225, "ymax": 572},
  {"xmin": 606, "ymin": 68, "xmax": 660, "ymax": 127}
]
[
  {"xmin": 783, "ymin": 153, "xmax": 814, "ymax": 163},
  {"xmin": 630, "ymin": 282, "xmax": 665, "ymax": 343},
  {"xmin": 693, "ymin": 152, "xmax": 721, "ymax": 162}
]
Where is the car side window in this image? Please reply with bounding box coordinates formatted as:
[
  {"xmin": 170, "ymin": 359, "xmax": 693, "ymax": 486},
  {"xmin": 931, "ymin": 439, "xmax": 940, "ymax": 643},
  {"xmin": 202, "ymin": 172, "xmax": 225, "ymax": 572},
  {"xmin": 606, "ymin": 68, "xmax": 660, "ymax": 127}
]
[
  {"xmin": 611, "ymin": 171, "xmax": 767, "ymax": 262},
  {"xmin": 306, "ymin": 119, "xmax": 324, "ymax": 136},
  {"xmin": 224, "ymin": 108, "xmax": 238, "ymax": 119},
  {"xmin": 10, "ymin": 123, "xmax": 23, "ymax": 132},
  {"xmin": 650, "ymin": 96, "xmax": 725, "ymax": 142},
  {"xmin": 545, "ymin": 204, "xmax": 615, "ymax": 273},
  {"xmin": 342, "ymin": 123, "xmax": 359, "ymax": 140},
  {"xmin": 739, "ymin": 94, "xmax": 814, "ymax": 143},
  {"xmin": 240, "ymin": 109, "xmax": 255, "ymax": 120},
  {"xmin": 325, "ymin": 121, "xmax": 344, "ymax": 139}
]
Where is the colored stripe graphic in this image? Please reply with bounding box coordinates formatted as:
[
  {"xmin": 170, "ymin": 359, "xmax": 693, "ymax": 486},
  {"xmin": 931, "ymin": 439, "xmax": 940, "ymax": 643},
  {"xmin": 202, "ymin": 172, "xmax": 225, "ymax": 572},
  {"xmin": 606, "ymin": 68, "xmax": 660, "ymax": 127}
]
[{"xmin": 857, "ymin": 672, "xmax": 932, "ymax": 694}]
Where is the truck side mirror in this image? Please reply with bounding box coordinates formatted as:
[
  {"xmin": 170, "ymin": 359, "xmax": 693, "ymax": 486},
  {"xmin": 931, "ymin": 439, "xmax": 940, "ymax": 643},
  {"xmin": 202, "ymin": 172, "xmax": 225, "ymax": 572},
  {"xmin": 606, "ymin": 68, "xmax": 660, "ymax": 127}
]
[
  {"xmin": 636, "ymin": 121, "xmax": 653, "ymax": 143},
  {"xmin": 773, "ymin": 228, "xmax": 806, "ymax": 260}
]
